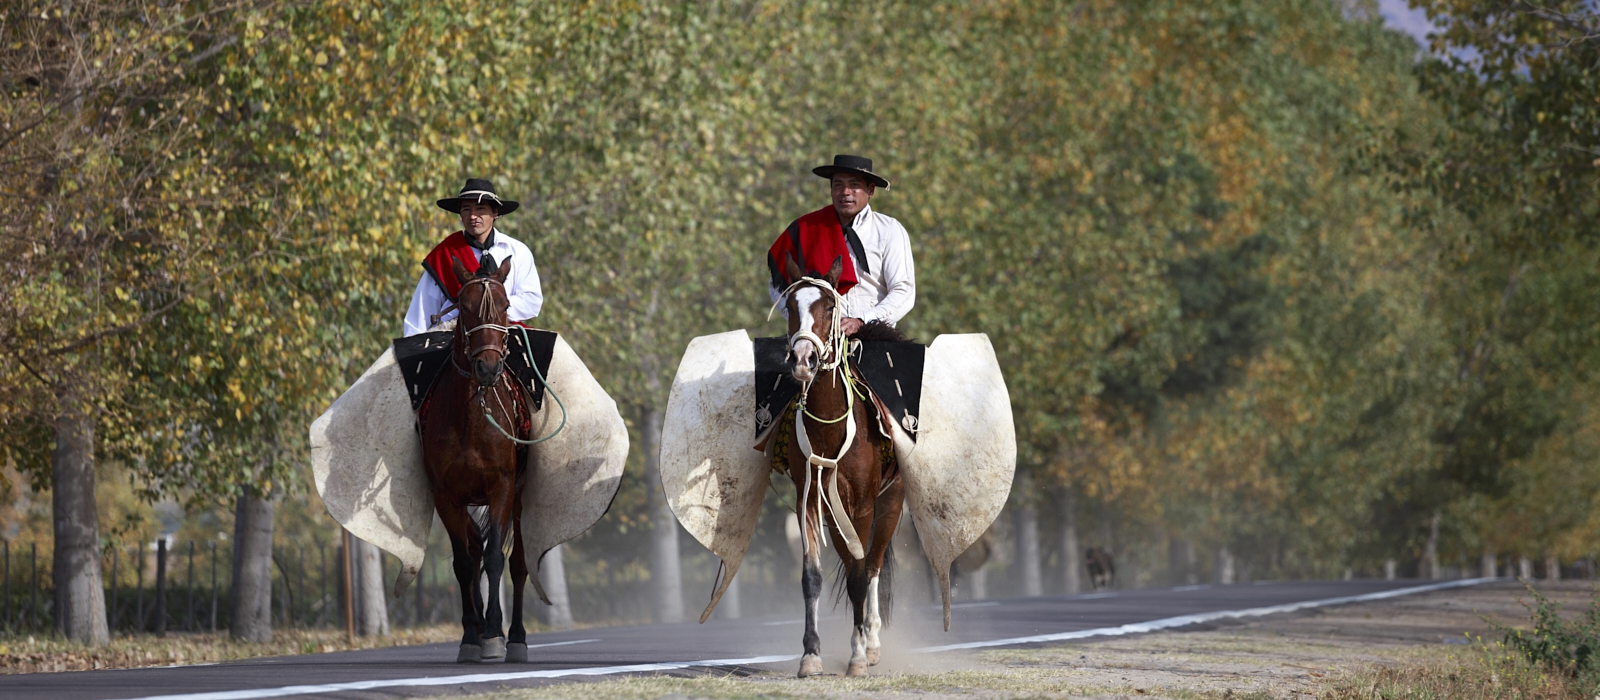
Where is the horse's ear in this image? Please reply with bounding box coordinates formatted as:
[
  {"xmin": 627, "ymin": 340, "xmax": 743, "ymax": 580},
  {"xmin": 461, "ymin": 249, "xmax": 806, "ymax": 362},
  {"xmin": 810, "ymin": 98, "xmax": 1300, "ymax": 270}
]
[
  {"xmin": 824, "ymin": 256, "xmax": 843, "ymax": 288},
  {"xmin": 451, "ymin": 258, "xmax": 472, "ymax": 289},
  {"xmin": 492, "ymin": 259, "xmax": 510, "ymax": 284},
  {"xmin": 783, "ymin": 253, "xmax": 803, "ymax": 286}
]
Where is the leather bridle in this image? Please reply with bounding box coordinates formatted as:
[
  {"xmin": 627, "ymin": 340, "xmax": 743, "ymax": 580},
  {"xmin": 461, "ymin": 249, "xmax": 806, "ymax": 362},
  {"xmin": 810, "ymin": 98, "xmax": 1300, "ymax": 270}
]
[{"xmin": 454, "ymin": 276, "xmax": 512, "ymax": 374}]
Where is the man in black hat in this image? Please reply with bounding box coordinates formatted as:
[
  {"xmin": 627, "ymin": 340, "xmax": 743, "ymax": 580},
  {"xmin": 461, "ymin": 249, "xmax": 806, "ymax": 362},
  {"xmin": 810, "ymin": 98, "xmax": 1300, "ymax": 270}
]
[
  {"xmin": 404, "ymin": 178, "xmax": 543, "ymax": 336},
  {"xmin": 766, "ymin": 155, "xmax": 915, "ymax": 336}
]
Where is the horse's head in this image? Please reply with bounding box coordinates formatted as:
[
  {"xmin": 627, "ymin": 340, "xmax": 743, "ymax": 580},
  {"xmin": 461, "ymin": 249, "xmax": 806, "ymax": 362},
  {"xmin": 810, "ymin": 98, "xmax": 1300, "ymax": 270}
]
[
  {"xmin": 782, "ymin": 254, "xmax": 845, "ymax": 384},
  {"xmin": 451, "ymin": 257, "xmax": 513, "ymax": 388}
]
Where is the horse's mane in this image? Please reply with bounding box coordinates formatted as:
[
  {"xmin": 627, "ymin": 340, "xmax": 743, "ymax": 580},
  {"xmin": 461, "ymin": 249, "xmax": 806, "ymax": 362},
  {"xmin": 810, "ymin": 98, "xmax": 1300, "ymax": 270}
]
[{"xmin": 854, "ymin": 320, "xmax": 913, "ymax": 344}]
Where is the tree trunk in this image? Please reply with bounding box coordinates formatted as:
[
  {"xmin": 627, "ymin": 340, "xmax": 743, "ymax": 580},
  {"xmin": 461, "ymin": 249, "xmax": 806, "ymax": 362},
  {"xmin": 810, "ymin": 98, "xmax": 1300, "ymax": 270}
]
[
  {"xmin": 51, "ymin": 391, "xmax": 109, "ymax": 644},
  {"xmin": 230, "ymin": 490, "xmax": 274, "ymax": 642},
  {"xmin": 536, "ymin": 544, "xmax": 574, "ymax": 630},
  {"xmin": 1217, "ymin": 547, "xmax": 1235, "ymax": 584},
  {"xmin": 1481, "ymin": 549, "xmax": 1497, "ymax": 579},
  {"xmin": 970, "ymin": 567, "xmax": 989, "ymax": 600},
  {"xmin": 1014, "ymin": 492, "xmax": 1042, "ymax": 597},
  {"xmin": 354, "ymin": 537, "xmax": 388, "ymax": 636},
  {"xmin": 1383, "ymin": 559, "xmax": 1397, "ymax": 580},
  {"xmin": 713, "ymin": 567, "xmax": 742, "ymax": 619},
  {"xmin": 1519, "ymin": 555, "xmax": 1533, "ymax": 581},
  {"xmin": 1058, "ymin": 490, "xmax": 1080, "ymax": 595},
  {"xmin": 1545, "ymin": 554, "xmax": 1560, "ymax": 581},
  {"xmin": 641, "ymin": 405, "xmax": 683, "ymax": 623},
  {"xmin": 1421, "ymin": 512, "xmax": 1440, "ymax": 580},
  {"xmin": 1169, "ymin": 538, "xmax": 1196, "ymax": 585}
]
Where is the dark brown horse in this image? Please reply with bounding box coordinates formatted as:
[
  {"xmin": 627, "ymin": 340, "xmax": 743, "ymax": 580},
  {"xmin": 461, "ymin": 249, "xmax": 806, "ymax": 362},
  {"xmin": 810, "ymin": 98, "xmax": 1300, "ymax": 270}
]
[
  {"xmin": 1086, "ymin": 546, "xmax": 1116, "ymax": 590},
  {"xmin": 420, "ymin": 257, "xmax": 532, "ymax": 663},
  {"xmin": 780, "ymin": 255, "xmax": 904, "ymax": 677}
]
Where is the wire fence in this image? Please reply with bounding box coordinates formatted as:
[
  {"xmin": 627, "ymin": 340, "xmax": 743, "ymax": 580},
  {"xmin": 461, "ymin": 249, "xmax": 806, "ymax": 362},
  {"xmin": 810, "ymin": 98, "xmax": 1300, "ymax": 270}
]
[{"xmin": 0, "ymin": 535, "xmax": 464, "ymax": 636}]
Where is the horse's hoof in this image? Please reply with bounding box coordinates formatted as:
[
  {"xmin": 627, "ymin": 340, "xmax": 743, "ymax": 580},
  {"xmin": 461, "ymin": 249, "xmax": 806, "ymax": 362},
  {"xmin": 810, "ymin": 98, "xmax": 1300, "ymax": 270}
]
[
  {"xmin": 481, "ymin": 637, "xmax": 507, "ymax": 660},
  {"xmin": 456, "ymin": 644, "xmax": 482, "ymax": 663},
  {"xmin": 505, "ymin": 642, "xmax": 528, "ymax": 663},
  {"xmin": 797, "ymin": 655, "xmax": 823, "ymax": 677},
  {"xmin": 846, "ymin": 660, "xmax": 869, "ymax": 677},
  {"xmin": 866, "ymin": 648, "xmax": 881, "ymax": 666}
]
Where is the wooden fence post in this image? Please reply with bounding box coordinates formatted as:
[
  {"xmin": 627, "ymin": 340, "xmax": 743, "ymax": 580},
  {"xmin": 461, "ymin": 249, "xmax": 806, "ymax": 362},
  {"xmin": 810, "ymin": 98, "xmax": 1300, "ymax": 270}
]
[
  {"xmin": 297, "ymin": 547, "xmax": 306, "ymax": 627},
  {"xmin": 110, "ymin": 546, "xmax": 119, "ymax": 632},
  {"xmin": 155, "ymin": 538, "xmax": 168, "ymax": 636},
  {"xmin": 319, "ymin": 543, "xmax": 328, "ymax": 628},
  {"xmin": 30, "ymin": 543, "xmax": 38, "ymax": 630},
  {"xmin": 3, "ymin": 540, "xmax": 10, "ymax": 631},
  {"xmin": 210, "ymin": 541, "xmax": 219, "ymax": 633},
  {"xmin": 135, "ymin": 543, "xmax": 145, "ymax": 632},
  {"xmin": 186, "ymin": 542, "xmax": 196, "ymax": 631},
  {"xmin": 414, "ymin": 556, "xmax": 423, "ymax": 627},
  {"xmin": 341, "ymin": 529, "xmax": 354, "ymax": 643}
]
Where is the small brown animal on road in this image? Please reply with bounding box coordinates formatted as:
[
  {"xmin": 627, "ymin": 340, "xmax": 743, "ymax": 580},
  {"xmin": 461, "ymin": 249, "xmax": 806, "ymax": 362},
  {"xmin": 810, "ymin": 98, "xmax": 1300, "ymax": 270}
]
[{"xmin": 1086, "ymin": 546, "xmax": 1116, "ymax": 590}]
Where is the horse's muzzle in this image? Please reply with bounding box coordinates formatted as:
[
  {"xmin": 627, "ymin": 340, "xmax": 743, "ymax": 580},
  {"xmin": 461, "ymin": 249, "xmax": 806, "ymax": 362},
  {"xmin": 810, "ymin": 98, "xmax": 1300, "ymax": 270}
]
[
  {"xmin": 473, "ymin": 357, "xmax": 503, "ymax": 388},
  {"xmin": 791, "ymin": 339, "xmax": 818, "ymax": 383}
]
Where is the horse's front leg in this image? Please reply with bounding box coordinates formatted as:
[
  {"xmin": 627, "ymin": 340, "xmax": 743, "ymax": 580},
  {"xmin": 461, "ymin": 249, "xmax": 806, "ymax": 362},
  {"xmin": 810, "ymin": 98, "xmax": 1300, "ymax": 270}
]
[
  {"xmin": 479, "ymin": 492, "xmax": 514, "ymax": 661},
  {"xmin": 437, "ymin": 502, "xmax": 485, "ymax": 663},
  {"xmin": 797, "ymin": 472, "xmax": 825, "ymax": 677},
  {"xmin": 505, "ymin": 507, "xmax": 529, "ymax": 663}
]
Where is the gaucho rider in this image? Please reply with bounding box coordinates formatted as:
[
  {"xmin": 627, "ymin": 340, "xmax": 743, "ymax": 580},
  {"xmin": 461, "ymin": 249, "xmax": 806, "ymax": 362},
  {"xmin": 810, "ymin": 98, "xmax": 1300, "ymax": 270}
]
[
  {"xmin": 404, "ymin": 178, "xmax": 542, "ymax": 337},
  {"xmin": 767, "ymin": 155, "xmax": 915, "ymax": 335}
]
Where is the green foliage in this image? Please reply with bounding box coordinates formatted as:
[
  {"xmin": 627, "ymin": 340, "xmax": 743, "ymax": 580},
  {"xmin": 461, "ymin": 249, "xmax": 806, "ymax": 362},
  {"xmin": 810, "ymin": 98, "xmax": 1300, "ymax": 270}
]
[
  {"xmin": 1497, "ymin": 585, "xmax": 1600, "ymax": 693},
  {"xmin": 4, "ymin": 0, "xmax": 1598, "ymax": 596}
]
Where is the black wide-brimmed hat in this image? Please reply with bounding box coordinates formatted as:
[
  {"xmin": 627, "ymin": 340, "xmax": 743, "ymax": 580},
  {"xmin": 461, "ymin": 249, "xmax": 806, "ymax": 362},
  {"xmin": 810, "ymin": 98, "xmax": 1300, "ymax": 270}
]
[
  {"xmin": 813, "ymin": 154, "xmax": 890, "ymax": 190},
  {"xmin": 437, "ymin": 178, "xmax": 520, "ymax": 215}
]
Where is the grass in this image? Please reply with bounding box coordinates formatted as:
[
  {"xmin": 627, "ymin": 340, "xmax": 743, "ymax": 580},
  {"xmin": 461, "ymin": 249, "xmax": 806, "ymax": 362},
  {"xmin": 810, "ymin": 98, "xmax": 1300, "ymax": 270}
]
[
  {"xmin": 1320, "ymin": 636, "xmax": 1588, "ymax": 700},
  {"xmin": 0, "ymin": 624, "xmax": 460, "ymax": 674}
]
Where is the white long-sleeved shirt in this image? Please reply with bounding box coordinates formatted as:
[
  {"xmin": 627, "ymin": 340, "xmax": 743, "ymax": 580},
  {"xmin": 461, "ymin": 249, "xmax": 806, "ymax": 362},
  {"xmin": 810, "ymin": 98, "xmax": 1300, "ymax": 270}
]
[
  {"xmin": 403, "ymin": 228, "xmax": 543, "ymax": 337},
  {"xmin": 769, "ymin": 204, "xmax": 916, "ymax": 325}
]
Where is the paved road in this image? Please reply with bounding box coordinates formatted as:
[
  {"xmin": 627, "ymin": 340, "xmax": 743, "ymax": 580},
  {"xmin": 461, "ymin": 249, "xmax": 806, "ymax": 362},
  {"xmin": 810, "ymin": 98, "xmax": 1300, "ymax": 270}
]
[{"xmin": 0, "ymin": 578, "xmax": 1490, "ymax": 700}]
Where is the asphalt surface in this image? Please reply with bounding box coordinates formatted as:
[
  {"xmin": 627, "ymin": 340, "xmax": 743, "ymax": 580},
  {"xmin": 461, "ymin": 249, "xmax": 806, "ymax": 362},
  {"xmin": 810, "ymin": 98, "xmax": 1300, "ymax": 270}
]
[{"xmin": 0, "ymin": 578, "xmax": 1488, "ymax": 700}]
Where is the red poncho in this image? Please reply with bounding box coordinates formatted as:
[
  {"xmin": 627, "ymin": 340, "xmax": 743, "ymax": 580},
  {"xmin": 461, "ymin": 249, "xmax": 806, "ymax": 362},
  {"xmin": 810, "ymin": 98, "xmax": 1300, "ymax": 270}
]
[
  {"xmin": 767, "ymin": 206, "xmax": 860, "ymax": 294},
  {"xmin": 422, "ymin": 231, "xmax": 486, "ymax": 301}
]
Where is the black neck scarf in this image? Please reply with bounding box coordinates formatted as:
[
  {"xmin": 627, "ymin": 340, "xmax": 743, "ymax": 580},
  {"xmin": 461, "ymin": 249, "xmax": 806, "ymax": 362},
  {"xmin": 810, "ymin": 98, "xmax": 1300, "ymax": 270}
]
[{"xmin": 842, "ymin": 220, "xmax": 870, "ymax": 275}]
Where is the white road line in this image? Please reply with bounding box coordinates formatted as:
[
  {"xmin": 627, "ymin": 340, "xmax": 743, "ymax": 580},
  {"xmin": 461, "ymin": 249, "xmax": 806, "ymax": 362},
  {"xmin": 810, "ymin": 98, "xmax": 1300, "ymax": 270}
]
[
  {"xmin": 912, "ymin": 578, "xmax": 1496, "ymax": 653},
  {"xmin": 523, "ymin": 639, "xmax": 601, "ymax": 649},
  {"xmin": 114, "ymin": 654, "xmax": 800, "ymax": 700},
  {"xmin": 1073, "ymin": 592, "xmax": 1116, "ymax": 599},
  {"xmin": 1171, "ymin": 584, "xmax": 1211, "ymax": 592},
  {"xmin": 951, "ymin": 601, "xmax": 1000, "ymax": 609}
]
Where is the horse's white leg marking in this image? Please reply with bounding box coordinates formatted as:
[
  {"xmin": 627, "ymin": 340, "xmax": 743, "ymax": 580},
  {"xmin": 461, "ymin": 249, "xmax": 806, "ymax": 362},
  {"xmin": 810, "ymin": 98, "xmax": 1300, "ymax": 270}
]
[
  {"xmin": 849, "ymin": 618, "xmax": 869, "ymax": 673},
  {"xmin": 865, "ymin": 574, "xmax": 882, "ymax": 665}
]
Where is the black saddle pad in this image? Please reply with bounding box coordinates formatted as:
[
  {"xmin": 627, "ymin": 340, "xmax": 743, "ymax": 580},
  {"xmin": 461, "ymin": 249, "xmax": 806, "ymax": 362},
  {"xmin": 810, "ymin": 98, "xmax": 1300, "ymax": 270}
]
[
  {"xmin": 392, "ymin": 328, "xmax": 558, "ymax": 411},
  {"xmin": 753, "ymin": 337, "xmax": 803, "ymax": 437},
  {"xmin": 752, "ymin": 336, "xmax": 924, "ymax": 441},
  {"xmin": 853, "ymin": 340, "xmax": 925, "ymax": 438}
]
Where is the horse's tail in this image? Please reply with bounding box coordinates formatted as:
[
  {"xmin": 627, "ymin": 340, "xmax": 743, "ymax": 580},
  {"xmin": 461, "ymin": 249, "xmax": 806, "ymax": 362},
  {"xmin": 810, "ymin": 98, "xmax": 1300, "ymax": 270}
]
[
  {"xmin": 466, "ymin": 506, "xmax": 515, "ymax": 582},
  {"xmin": 827, "ymin": 538, "xmax": 897, "ymax": 626}
]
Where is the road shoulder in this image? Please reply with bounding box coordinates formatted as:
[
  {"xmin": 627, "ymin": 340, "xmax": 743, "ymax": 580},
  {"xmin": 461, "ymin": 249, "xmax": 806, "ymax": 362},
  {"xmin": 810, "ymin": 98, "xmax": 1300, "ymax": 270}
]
[{"xmin": 457, "ymin": 580, "xmax": 1591, "ymax": 700}]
